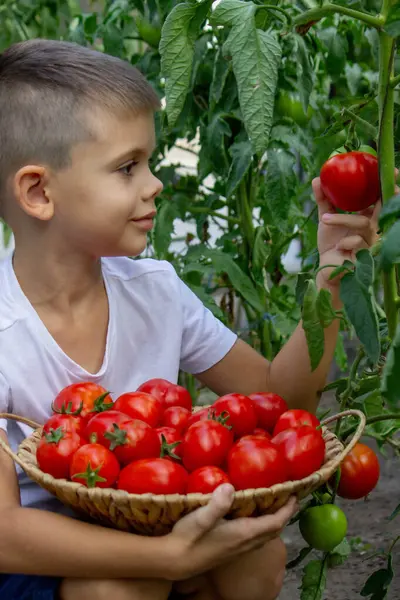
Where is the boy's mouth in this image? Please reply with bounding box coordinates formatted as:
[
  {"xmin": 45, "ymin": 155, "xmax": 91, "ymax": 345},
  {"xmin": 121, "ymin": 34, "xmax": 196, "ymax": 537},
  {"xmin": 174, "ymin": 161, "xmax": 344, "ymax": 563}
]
[{"xmin": 131, "ymin": 210, "xmax": 157, "ymax": 231}]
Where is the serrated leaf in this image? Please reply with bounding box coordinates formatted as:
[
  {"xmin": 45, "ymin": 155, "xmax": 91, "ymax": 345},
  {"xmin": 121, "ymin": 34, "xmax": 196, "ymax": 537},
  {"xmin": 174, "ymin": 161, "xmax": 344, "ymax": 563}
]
[
  {"xmin": 210, "ymin": 0, "xmax": 281, "ymax": 155},
  {"xmin": 378, "ymin": 194, "xmax": 400, "ymax": 229},
  {"xmin": 302, "ymin": 280, "xmax": 325, "ymax": 371},
  {"xmin": 361, "ymin": 561, "xmax": 393, "ymax": 598},
  {"xmin": 210, "ymin": 47, "xmax": 231, "ymax": 107},
  {"xmin": 318, "ymin": 27, "xmax": 348, "ymax": 76},
  {"xmin": 340, "ymin": 272, "xmax": 380, "ymax": 364},
  {"xmin": 385, "ymin": 4, "xmax": 400, "ymax": 37},
  {"xmin": 264, "ymin": 149, "xmax": 297, "ymax": 230},
  {"xmin": 380, "ymin": 221, "xmax": 400, "ymax": 271},
  {"xmin": 186, "ymin": 284, "xmax": 226, "ymax": 321},
  {"xmin": 226, "ymin": 141, "xmax": 254, "ymax": 198},
  {"xmin": 160, "ymin": 0, "xmax": 212, "ymax": 126},
  {"xmin": 316, "ymin": 289, "xmax": 336, "ymax": 328},
  {"xmin": 345, "ymin": 63, "xmax": 363, "ymax": 96},
  {"xmin": 295, "ymin": 35, "xmax": 313, "ymax": 113},
  {"xmin": 328, "ymin": 538, "xmax": 351, "ymax": 567},
  {"xmin": 334, "ymin": 332, "xmax": 348, "ymax": 372},
  {"xmin": 287, "ymin": 546, "xmax": 313, "ymax": 570},
  {"xmin": 102, "ymin": 21, "xmax": 124, "ymax": 57},
  {"xmin": 206, "ymin": 113, "xmax": 231, "ymax": 175},
  {"xmin": 355, "ymin": 249, "xmax": 375, "ymax": 290},
  {"xmin": 296, "ymin": 273, "xmax": 313, "ymax": 306},
  {"xmin": 300, "ymin": 559, "xmax": 327, "ymax": 600},
  {"xmin": 381, "ymin": 323, "xmax": 400, "ymax": 408},
  {"xmin": 152, "ymin": 201, "xmax": 178, "ymax": 258}
]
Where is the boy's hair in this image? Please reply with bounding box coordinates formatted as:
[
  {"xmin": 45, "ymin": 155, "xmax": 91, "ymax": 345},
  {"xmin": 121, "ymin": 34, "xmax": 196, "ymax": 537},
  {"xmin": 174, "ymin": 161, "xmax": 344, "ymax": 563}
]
[{"xmin": 0, "ymin": 39, "xmax": 160, "ymax": 217}]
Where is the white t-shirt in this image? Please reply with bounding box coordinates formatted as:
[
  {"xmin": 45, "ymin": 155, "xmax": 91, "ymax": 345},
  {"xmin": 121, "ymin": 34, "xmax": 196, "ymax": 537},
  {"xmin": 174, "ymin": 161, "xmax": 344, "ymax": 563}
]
[{"xmin": 0, "ymin": 255, "xmax": 237, "ymax": 512}]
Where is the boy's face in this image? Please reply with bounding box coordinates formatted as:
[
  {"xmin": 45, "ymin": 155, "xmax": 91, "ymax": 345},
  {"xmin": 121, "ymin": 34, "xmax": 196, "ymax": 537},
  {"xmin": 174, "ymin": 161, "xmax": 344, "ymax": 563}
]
[{"xmin": 47, "ymin": 109, "xmax": 163, "ymax": 258}]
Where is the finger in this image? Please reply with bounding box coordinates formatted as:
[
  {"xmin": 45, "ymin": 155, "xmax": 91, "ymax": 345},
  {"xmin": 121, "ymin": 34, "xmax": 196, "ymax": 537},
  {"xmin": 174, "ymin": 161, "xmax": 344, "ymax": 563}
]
[
  {"xmin": 312, "ymin": 177, "xmax": 335, "ymax": 219},
  {"xmin": 174, "ymin": 484, "xmax": 235, "ymax": 541},
  {"xmin": 246, "ymin": 497, "xmax": 299, "ymax": 539},
  {"xmin": 335, "ymin": 235, "xmax": 369, "ymax": 252},
  {"xmin": 321, "ymin": 212, "xmax": 375, "ymax": 237}
]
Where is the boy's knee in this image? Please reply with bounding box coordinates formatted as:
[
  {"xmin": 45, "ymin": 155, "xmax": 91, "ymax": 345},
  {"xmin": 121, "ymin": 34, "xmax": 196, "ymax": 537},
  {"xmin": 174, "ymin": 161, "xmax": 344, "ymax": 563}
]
[{"xmin": 59, "ymin": 577, "xmax": 172, "ymax": 600}]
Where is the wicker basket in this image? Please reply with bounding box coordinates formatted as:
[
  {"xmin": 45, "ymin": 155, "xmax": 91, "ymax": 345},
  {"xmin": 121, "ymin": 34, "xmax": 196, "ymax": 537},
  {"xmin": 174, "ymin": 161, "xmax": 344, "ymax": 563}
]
[{"xmin": 0, "ymin": 409, "xmax": 365, "ymax": 536}]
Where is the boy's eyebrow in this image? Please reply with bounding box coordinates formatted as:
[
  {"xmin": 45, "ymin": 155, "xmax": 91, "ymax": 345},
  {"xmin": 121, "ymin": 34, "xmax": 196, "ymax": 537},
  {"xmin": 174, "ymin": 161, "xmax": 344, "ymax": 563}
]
[{"xmin": 111, "ymin": 144, "xmax": 157, "ymax": 165}]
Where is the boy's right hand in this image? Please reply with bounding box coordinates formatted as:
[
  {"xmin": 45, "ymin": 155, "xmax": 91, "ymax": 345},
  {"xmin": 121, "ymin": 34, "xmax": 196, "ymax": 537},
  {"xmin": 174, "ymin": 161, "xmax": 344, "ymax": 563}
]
[{"xmin": 165, "ymin": 484, "xmax": 298, "ymax": 581}]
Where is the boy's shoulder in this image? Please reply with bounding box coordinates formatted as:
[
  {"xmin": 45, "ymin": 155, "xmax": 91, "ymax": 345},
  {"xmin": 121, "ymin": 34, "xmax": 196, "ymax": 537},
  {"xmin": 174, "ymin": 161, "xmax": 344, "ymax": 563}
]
[
  {"xmin": 102, "ymin": 256, "xmax": 177, "ymax": 283},
  {"xmin": 0, "ymin": 255, "xmax": 24, "ymax": 331}
]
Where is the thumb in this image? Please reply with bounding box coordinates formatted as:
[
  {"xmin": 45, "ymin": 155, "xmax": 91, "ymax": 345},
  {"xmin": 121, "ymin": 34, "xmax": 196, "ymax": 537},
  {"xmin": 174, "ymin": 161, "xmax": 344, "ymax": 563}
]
[{"xmin": 173, "ymin": 484, "xmax": 235, "ymax": 542}]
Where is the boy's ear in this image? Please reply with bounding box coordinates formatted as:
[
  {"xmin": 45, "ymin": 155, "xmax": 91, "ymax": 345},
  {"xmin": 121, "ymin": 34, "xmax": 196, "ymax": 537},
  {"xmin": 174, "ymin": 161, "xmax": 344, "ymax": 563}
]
[{"xmin": 13, "ymin": 165, "xmax": 54, "ymax": 221}]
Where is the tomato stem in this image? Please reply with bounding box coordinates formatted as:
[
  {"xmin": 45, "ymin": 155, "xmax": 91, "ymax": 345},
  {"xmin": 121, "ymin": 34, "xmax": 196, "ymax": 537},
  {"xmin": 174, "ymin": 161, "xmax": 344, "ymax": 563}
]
[
  {"xmin": 341, "ymin": 412, "xmax": 400, "ymax": 440},
  {"xmin": 335, "ymin": 348, "xmax": 365, "ymax": 435},
  {"xmin": 293, "ymin": 5, "xmax": 384, "ymax": 29}
]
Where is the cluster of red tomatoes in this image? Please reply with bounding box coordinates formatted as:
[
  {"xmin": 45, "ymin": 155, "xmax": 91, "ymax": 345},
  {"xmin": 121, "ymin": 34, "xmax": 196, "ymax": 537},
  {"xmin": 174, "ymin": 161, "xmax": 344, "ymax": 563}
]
[{"xmin": 37, "ymin": 379, "xmax": 330, "ymax": 495}]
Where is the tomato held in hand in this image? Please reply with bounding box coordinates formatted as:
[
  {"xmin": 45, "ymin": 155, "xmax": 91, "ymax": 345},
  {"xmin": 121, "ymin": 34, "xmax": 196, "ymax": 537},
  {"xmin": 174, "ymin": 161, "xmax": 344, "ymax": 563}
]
[
  {"xmin": 336, "ymin": 443, "xmax": 380, "ymax": 500},
  {"xmin": 320, "ymin": 151, "xmax": 380, "ymax": 212},
  {"xmin": 273, "ymin": 409, "xmax": 320, "ymax": 436},
  {"xmin": 182, "ymin": 419, "xmax": 234, "ymax": 472},
  {"xmin": 114, "ymin": 392, "xmax": 163, "ymax": 428},
  {"xmin": 162, "ymin": 406, "xmax": 191, "ymax": 433},
  {"xmin": 84, "ymin": 410, "xmax": 132, "ymax": 448},
  {"xmin": 299, "ymin": 505, "xmax": 348, "ymax": 552},
  {"xmin": 249, "ymin": 392, "xmax": 288, "ymax": 433},
  {"xmin": 156, "ymin": 426, "xmax": 183, "ymax": 461},
  {"xmin": 43, "ymin": 414, "xmax": 84, "ymax": 438},
  {"xmin": 137, "ymin": 378, "xmax": 192, "ymax": 411},
  {"xmin": 187, "ymin": 466, "xmax": 231, "ymax": 494},
  {"xmin": 104, "ymin": 420, "xmax": 161, "ymax": 465},
  {"xmin": 52, "ymin": 383, "xmax": 113, "ymax": 424},
  {"xmin": 118, "ymin": 458, "xmax": 188, "ymax": 495},
  {"xmin": 37, "ymin": 430, "xmax": 83, "ymax": 479},
  {"xmin": 70, "ymin": 443, "xmax": 120, "ymax": 488},
  {"xmin": 227, "ymin": 437, "xmax": 289, "ymax": 491},
  {"xmin": 271, "ymin": 426, "xmax": 325, "ymax": 480},
  {"xmin": 213, "ymin": 393, "xmax": 257, "ymax": 438}
]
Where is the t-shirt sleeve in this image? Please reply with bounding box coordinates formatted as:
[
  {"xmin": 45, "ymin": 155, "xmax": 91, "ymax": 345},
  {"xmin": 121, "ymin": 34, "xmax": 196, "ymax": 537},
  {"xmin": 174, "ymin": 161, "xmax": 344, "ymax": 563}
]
[
  {"xmin": 178, "ymin": 278, "xmax": 237, "ymax": 374},
  {"xmin": 0, "ymin": 371, "xmax": 11, "ymax": 433}
]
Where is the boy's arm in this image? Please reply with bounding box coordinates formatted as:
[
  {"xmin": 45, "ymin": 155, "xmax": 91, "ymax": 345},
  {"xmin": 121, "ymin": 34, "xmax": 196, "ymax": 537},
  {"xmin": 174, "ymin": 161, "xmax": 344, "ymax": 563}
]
[{"xmin": 196, "ymin": 285, "xmax": 340, "ymax": 414}]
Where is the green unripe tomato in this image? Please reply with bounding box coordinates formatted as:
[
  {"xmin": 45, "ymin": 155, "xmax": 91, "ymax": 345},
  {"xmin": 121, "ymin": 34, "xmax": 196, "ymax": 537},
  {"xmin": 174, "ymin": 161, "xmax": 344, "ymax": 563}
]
[
  {"xmin": 299, "ymin": 505, "xmax": 348, "ymax": 552},
  {"xmin": 275, "ymin": 92, "xmax": 313, "ymax": 126},
  {"xmin": 135, "ymin": 15, "xmax": 161, "ymax": 48},
  {"xmin": 358, "ymin": 144, "xmax": 377, "ymax": 157}
]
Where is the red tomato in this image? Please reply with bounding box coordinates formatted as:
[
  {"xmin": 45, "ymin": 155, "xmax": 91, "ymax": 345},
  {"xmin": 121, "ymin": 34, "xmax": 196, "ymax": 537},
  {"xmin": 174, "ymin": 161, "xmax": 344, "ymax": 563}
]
[
  {"xmin": 337, "ymin": 443, "xmax": 380, "ymax": 500},
  {"xmin": 104, "ymin": 419, "xmax": 161, "ymax": 465},
  {"xmin": 156, "ymin": 426, "xmax": 183, "ymax": 461},
  {"xmin": 84, "ymin": 410, "xmax": 132, "ymax": 448},
  {"xmin": 184, "ymin": 407, "xmax": 210, "ymax": 431},
  {"xmin": 43, "ymin": 414, "xmax": 84, "ymax": 438},
  {"xmin": 213, "ymin": 393, "xmax": 257, "ymax": 438},
  {"xmin": 227, "ymin": 437, "xmax": 289, "ymax": 491},
  {"xmin": 182, "ymin": 420, "xmax": 234, "ymax": 472},
  {"xmin": 70, "ymin": 443, "xmax": 120, "ymax": 488},
  {"xmin": 271, "ymin": 426, "xmax": 325, "ymax": 480},
  {"xmin": 249, "ymin": 392, "xmax": 288, "ymax": 433},
  {"xmin": 187, "ymin": 466, "xmax": 230, "ymax": 494},
  {"xmin": 37, "ymin": 430, "xmax": 83, "ymax": 480},
  {"xmin": 252, "ymin": 428, "xmax": 272, "ymax": 440},
  {"xmin": 320, "ymin": 151, "xmax": 380, "ymax": 212},
  {"xmin": 117, "ymin": 458, "xmax": 188, "ymax": 495},
  {"xmin": 114, "ymin": 392, "xmax": 163, "ymax": 428},
  {"xmin": 137, "ymin": 378, "xmax": 192, "ymax": 411},
  {"xmin": 273, "ymin": 409, "xmax": 320, "ymax": 436},
  {"xmin": 162, "ymin": 406, "xmax": 191, "ymax": 433},
  {"xmin": 52, "ymin": 383, "xmax": 113, "ymax": 424}
]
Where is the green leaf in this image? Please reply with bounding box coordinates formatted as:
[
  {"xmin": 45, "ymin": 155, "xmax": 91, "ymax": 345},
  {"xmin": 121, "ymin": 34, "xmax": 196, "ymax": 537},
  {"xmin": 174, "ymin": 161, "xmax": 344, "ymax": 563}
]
[
  {"xmin": 329, "ymin": 261, "xmax": 354, "ymax": 280},
  {"xmin": 384, "ymin": 5, "xmax": 400, "ymax": 38},
  {"xmin": 296, "ymin": 273, "xmax": 313, "ymax": 306},
  {"xmin": 264, "ymin": 149, "xmax": 297, "ymax": 230},
  {"xmin": 206, "ymin": 113, "xmax": 231, "ymax": 175},
  {"xmin": 252, "ymin": 226, "xmax": 271, "ymax": 281},
  {"xmin": 389, "ymin": 503, "xmax": 400, "ymax": 521},
  {"xmin": 318, "ymin": 27, "xmax": 348, "ymax": 76},
  {"xmin": 328, "ymin": 538, "xmax": 351, "ymax": 567},
  {"xmin": 340, "ymin": 272, "xmax": 380, "ymax": 364},
  {"xmin": 160, "ymin": 0, "xmax": 212, "ymax": 126},
  {"xmin": 102, "ymin": 21, "xmax": 124, "ymax": 57},
  {"xmin": 345, "ymin": 63, "xmax": 363, "ymax": 96},
  {"xmin": 381, "ymin": 323, "xmax": 400, "ymax": 408},
  {"xmin": 300, "ymin": 559, "xmax": 327, "ymax": 600},
  {"xmin": 378, "ymin": 194, "xmax": 400, "ymax": 229},
  {"xmin": 302, "ymin": 280, "xmax": 325, "ymax": 371},
  {"xmin": 295, "ymin": 35, "xmax": 313, "ymax": 113},
  {"xmin": 210, "ymin": 47, "xmax": 231, "ymax": 107},
  {"xmin": 355, "ymin": 249, "xmax": 375, "ymax": 290},
  {"xmin": 185, "ymin": 284, "xmax": 226, "ymax": 321},
  {"xmin": 334, "ymin": 332, "xmax": 348, "ymax": 372},
  {"xmin": 380, "ymin": 221, "xmax": 400, "ymax": 271},
  {"xmin": 226, "ymin": 141, "xmax": 254, "ymax": 198},
  {"xmin": 361, "ymin": 561, "xmax": 393, "ymax": 598},
  {"xmin": 211, "ymin": 0, "xmax": 282, "ymax": 155},
  {"xmin": 152, "ymin": 201, "xmax": 178, "ymax": 259},
  {"xmin": 316, "ymin": 289, "xmax": 336, "ymax": 328},
  {"xmin": 286, "ymin": 546, "xmax": 313, "ymax": 570}
]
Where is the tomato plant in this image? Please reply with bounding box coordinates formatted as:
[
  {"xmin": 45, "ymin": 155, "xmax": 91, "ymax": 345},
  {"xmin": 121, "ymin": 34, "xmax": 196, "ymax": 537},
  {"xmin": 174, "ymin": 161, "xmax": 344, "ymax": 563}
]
[
  {"xmin": 70, "ymin": 443, "xmax": 120, "ymax": 489},
  {"xmin": 117, "ymin": 458, "xmax": 188, "ymax": 495},
  {"xmin": 299, "ymin": 505, "xmax": 348, "ymax": 552},
  {"xmin": 182, "ymin": 419, "xmax": 234, "ymax": 472},
  {"xmin": 337, "ymin": 443, "xmax": 380, "ymax": 500},
  {"xmin": 156, "ymin": 426, "xmax": 183, "ymax": 461},
  {"xmin": 187, "ymin": 466, "xmax": 230, "ymax": 494},
  {"xmin": 37, "ymin": 429, "xmax": 83, "ymax": 480},
  {"xmin": 114, "ymin": 392, "xmax": 163, "ymax": 428}
]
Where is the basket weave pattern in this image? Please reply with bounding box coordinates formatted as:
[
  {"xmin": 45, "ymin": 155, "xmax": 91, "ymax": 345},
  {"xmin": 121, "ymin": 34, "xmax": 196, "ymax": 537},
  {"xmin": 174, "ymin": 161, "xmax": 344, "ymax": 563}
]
[{"xmin": 0, "ymin": 409, "xmax": 366, "ymax": 536}]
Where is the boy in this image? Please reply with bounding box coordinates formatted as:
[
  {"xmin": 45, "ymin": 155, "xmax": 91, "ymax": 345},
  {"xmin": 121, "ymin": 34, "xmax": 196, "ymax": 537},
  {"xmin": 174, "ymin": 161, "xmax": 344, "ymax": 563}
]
[{"xmin": 0, "ymin": 40, "xmax": 378, "ymax": 600}]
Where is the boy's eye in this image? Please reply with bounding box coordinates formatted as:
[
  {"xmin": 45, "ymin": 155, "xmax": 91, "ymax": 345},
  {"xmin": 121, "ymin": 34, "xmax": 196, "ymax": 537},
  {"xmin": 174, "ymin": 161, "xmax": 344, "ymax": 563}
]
[{"xmin": 118, "ymin": 161, "xmax": 138, "ymax": 176}]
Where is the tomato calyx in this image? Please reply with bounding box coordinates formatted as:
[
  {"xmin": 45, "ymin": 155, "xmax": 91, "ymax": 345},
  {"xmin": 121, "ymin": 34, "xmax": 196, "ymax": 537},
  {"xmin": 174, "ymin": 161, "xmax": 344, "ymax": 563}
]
[
  {"xmin": 43, "ymin": 427, "xmax": 65, "ymax": 444},
  {"xmin": 89, "ymin": 392, "xmax": 113, "ymax": 414},
  {"xmin": 104, "ymin": 424, "xmax": 128, "ymax": 451},
  {"xmin": 207, "ymin": 409, "xmax": 232, "ymax": 430},
  {"xmin": 159, "ymin": 434, "xmax": 182, "ymax": 461},
  {"xmin": 71, "ymin": 462, "xmax": 107, "ymax": 488},
  {"xmin": 51, "ymin": 400, "xmax": 84, "ymax": 417}
]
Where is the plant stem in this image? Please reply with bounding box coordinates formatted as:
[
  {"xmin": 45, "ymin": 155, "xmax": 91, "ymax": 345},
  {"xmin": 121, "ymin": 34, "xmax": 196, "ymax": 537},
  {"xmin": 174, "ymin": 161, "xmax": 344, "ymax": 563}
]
[
  {"xmin": 258, "ymin": 4, "xmax": 291, "ymax": 24},
  {"xmin": 335, "ymin": 348, "xmax": 365, "ymax": 435},
  {"xmin": 342, "ymin": 109, "xmax": 378, "ymax": 138},
  {"xmin": 341, "ymin": 412, "xmax": 400, "ymax": 440},
  {"xmin": 378, "ymin": 19, "xmax": 399, "ymax": 338},
  {"xmin": 390, "ymin": 73, "xmax": 400, "ymax": 88},
  {"xmin": 293, "ymin": 4, "xmax": 384, "ymax": 29},
  {"xmin": 187, "ymin": 207, "xmax": 240, "ymax": 225}
]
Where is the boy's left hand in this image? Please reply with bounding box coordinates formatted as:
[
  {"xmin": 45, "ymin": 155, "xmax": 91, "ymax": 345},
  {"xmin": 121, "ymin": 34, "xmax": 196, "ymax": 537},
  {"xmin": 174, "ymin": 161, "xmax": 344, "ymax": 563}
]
[{"xmin": 313, "ymin": 177, "xmax": 380, "ymax": 293}]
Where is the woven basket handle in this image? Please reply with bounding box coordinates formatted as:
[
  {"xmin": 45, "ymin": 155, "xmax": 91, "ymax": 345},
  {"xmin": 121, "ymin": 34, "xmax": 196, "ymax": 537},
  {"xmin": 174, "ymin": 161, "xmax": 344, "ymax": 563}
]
[
  {"xmin": 0, "ymin": 413, "xmax": 42, "ymax": 469},
  {"xmin": 321, "ymin": 408, "xmax": 366, "ymax": 462}
]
